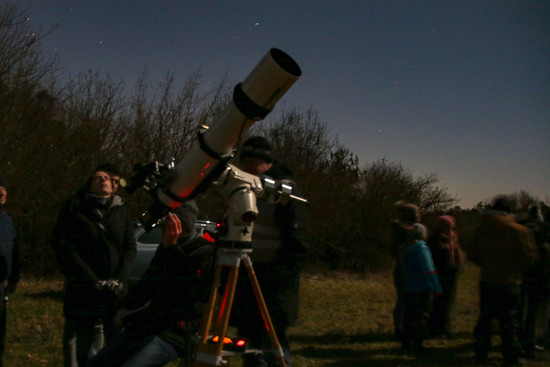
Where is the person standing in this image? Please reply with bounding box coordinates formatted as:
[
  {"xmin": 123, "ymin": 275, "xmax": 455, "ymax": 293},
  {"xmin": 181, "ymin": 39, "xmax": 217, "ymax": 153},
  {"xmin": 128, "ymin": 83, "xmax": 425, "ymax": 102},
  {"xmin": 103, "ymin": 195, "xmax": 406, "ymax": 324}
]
[
  {"xmin": 401, "ymin": 223, "xmax": 442, "ymax": 352},
  {"xmin": 520, "ymin": 205, "xmax": 550, "ymax": 358},
  {"xmin": 52, "ymin": 167, "xmax": 136, "ymax": 367},
  {"xmin": 232, "ymin": 136, "xmax": 311, "ymax": 367},
  {"xmin": 389, "ymin": 201, "xmax": 421, "ymax": 341},
  {"xmin": 469, "ymin": 195, "xmax": 538, "ymax": 366},
  {"xmin": 427, "ymin": 215, "xmax": 464, "ymax": 338},
  {"xmin": 0, "ymin": 177, "xmax": 20, "ymax": 367}
]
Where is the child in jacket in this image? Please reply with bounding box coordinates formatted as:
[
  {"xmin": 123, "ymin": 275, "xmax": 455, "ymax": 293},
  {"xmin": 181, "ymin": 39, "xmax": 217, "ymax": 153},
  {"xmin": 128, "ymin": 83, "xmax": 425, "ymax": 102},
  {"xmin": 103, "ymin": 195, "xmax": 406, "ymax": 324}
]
[{"xmin": 401, "ymin": 223, "xmax": 442, "ymax": 351}]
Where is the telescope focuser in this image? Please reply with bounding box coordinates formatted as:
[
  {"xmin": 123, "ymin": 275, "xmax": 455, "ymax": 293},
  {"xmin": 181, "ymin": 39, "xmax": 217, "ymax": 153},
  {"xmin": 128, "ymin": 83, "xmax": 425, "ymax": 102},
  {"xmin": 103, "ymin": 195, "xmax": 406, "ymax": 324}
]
[{"xmin": 259, "ymin": 176, "xmax": 308, "ymax": 206}]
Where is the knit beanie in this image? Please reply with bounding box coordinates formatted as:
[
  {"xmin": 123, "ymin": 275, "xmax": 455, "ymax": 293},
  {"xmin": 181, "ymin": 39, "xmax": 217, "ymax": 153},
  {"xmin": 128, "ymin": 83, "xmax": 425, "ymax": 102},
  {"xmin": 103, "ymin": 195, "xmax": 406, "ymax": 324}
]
[
  {"xmin": 175, "ymin": 200, "xmax": 199, "ymax": 233},
  {"xmin": 240, "ymin": 136, "xmax": 274, "ymax": 163},
  {"xmin": 411, "ymin": 223, "xmax": 428, "ymax": 241}
]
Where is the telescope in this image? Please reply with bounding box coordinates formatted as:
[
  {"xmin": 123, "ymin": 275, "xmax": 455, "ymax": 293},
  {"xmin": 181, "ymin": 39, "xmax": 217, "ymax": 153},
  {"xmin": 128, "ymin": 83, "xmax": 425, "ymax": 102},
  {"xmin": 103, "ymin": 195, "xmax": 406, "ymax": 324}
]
[{"xmin": 141, "ymin": 49, "xmax": 302, "ymax": 233}]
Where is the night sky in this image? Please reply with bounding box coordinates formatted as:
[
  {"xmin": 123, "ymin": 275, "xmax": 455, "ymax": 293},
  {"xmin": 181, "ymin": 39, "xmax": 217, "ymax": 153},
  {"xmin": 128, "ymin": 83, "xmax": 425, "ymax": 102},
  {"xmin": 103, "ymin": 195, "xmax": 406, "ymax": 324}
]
[{"xmin": 18, "ymin": 0, "xmax": 550, "ymax": 208}]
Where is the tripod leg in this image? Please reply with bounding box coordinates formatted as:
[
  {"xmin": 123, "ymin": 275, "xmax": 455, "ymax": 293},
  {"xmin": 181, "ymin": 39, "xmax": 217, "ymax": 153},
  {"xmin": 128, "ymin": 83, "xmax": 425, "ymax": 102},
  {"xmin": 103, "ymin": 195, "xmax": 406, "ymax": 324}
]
[
  {"xmin": 197, "ymin": 264, "xmax": 223, "ymax": 345},
  {"xmin": 242, "ymin": 255, "xmax": 287, "ymax": 367},
  {"xmin": 213, "ymin": 264, "xmax": 240, "ymax": 341},
  {"xmin": 193, "ymin": 259, "xmax": 241, "ymax": 367}
]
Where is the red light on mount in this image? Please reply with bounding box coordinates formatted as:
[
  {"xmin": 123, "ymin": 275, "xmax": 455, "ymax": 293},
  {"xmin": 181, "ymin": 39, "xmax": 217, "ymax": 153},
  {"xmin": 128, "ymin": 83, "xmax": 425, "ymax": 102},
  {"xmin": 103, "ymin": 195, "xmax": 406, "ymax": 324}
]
[
  {"xmin": 208, "ymin": 336, "xmax": 248, "ymax": 352},
  {"xmin": 211, "ymin": 336, "xmax": 232, "ymax": 344},
  {"xmin": 202, "ymin": 232, "xmax": 216, "ymax": 243}
]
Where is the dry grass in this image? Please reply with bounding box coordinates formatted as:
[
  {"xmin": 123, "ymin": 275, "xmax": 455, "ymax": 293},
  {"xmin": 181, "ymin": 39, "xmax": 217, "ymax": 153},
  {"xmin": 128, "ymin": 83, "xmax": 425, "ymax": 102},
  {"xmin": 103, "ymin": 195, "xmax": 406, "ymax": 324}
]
[{"xmin": 4, "ymin": 264, "xmax": 550, "ymax": 366}]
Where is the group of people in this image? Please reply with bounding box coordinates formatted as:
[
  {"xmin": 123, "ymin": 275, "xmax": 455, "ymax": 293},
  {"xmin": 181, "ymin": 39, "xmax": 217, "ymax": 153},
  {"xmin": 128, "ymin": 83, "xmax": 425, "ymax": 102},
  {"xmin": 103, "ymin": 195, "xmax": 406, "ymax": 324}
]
[
  {"xmin": 0, "ymin": 136, "xmax": 310, "ymax": 366},
  {"xmin": 2, "ymin": 139, "xmax": 550, "ymax": 367},
  {"xmin": 391, "ymin": 196, "xmax": 550, "ymax": 366},
  {"xmin": 390, "ymin": 203, "xmax": 464, "ymax": 352},
  {"xmin": 47, "ymin": 136, "xmax": 310, "ymax": 367}
]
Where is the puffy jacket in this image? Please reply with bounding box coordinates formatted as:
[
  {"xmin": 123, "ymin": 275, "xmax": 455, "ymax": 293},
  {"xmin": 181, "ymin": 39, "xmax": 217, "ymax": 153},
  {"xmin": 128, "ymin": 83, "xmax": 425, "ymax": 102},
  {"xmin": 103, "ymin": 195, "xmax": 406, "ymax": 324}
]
[{"xmin": 402, "ymin": 241, "xmax": 442, "ymax": 294}]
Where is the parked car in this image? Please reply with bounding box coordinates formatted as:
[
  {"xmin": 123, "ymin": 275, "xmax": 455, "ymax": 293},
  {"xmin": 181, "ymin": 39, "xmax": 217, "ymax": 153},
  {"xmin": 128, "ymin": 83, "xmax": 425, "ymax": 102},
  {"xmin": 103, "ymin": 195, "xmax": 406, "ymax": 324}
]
[{"xmin": 129, "ymin": 220, "xmax": 217, "ymax": 286}]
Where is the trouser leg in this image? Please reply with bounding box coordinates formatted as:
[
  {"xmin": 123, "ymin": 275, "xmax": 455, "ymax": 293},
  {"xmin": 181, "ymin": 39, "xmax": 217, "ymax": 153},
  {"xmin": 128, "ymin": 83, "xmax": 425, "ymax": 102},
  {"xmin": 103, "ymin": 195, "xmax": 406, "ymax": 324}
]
[
  {"xmin": 498, "ymin": 287, "xmax": 523, "ymax": 361},
  {"xmin": 0, "ymin": 302, "xmax": 6, "ymax": 367},
  {"xmin": 120, "ymin": 336, "xmax": 179, "ymax": 367},
  {"xmin": 474, "ymin": 285, "xmax": 495, "ymax": 358},
  {"xmin": 63, "ymin": 317, "xmax": 105, "ymax": 367},
  {"xmin": 240, "ymin": 321, "xmax": 291, "ymax": 367},
  {"xmin": 403, "ymin": 293, "xmax": 430, "ymax": 350}
]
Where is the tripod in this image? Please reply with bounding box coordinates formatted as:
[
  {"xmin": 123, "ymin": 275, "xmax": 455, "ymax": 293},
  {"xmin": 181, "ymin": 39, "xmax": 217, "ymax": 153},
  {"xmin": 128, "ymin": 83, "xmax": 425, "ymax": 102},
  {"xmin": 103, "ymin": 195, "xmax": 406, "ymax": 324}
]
[
  {"xmin": 191, "ymin": 245, "xmax": 286, "ymax": 367},
  {"xmin": 187, "ymin": 163, "xmax": 304, "ymax": 367}
]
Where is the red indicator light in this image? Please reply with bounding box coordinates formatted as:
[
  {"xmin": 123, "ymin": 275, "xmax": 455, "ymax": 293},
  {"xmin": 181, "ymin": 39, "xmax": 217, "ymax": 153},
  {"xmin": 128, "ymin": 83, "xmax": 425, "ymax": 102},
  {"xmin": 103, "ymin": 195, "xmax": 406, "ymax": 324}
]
[
  {"xmin": 201, "ymin": 163, "xmax": 211, "ymax": 176},
  {"xmin": 211, "ymin": 336, "xmax": 233, "ymax": 344},
  {"xmin": 202, "ymin": 232, "xmax": 215, "ymax": 243}
]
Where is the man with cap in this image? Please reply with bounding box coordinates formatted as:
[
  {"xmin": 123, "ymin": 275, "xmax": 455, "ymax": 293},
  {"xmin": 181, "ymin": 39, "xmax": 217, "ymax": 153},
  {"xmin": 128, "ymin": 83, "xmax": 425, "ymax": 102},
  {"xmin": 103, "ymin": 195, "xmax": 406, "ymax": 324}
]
[
  {"xmin": 232, "ymin": 136, "xmax": 311, "ymax": 367},
  {"xmin": 0, "ymin": 177, "xmax": 20, "ymax": 367}
]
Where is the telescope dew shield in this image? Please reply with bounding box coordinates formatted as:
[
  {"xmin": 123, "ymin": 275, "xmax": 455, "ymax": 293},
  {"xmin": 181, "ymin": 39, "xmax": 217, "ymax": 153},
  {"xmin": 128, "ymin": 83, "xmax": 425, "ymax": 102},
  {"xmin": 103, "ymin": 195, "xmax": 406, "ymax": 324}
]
[{"xmin": 144, "ymin": 49, "xmax": 301, "ymax": 227}]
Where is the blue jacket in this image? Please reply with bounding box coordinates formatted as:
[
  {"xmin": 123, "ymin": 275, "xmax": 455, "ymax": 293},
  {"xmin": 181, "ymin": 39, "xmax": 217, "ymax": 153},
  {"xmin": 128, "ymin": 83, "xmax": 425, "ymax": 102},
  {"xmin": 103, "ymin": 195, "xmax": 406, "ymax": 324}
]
[{"xmin": 402, "ymin": 241, "xmax": 442, "ymax": 294}]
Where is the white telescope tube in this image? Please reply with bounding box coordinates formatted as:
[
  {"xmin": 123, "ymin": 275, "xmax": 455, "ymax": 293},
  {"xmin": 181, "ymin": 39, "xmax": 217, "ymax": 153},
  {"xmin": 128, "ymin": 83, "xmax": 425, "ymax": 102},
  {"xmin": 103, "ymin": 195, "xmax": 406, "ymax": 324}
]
[{"xmin": 143, "ymin": 49, "xmax": 301, "ymax": 227}]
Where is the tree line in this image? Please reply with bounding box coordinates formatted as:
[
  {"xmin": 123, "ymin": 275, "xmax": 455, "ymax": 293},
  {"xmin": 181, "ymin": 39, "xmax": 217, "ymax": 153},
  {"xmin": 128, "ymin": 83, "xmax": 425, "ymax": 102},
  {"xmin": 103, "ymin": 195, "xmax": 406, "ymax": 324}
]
[{"xmin": 1, "ymin": 2, "xmax": 543, "ymax": 276}]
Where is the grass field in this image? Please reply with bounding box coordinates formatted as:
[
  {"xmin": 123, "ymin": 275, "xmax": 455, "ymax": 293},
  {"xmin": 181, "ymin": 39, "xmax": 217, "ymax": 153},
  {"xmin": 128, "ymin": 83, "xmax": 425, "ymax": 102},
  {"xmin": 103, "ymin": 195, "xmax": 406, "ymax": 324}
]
[{"xmin": 4, "ymin": 263, "xmax": 550, "ymax": 366}]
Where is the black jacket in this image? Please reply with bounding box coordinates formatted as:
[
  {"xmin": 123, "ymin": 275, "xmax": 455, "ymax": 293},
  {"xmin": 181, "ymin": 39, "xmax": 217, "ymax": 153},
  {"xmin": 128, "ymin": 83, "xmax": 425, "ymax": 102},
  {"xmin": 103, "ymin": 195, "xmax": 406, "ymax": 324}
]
[
  {"xmin": 232, "ymin": 166, "xmax": 311, "ymax": 328},
  {"xmin": 119, "ymin": 238, "xmax": 215, "ymax": 333},
  {"xmin": 53, "ymin": 193, "xmax": 136, "ymax": 317}
]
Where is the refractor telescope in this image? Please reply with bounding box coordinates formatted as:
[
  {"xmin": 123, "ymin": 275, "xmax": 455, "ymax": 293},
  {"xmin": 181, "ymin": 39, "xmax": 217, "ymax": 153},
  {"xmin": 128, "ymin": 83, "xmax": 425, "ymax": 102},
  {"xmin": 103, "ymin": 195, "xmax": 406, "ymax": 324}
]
[{"xmin": 141, "ymin": 48, "xmax": 302, "ymax": 232}]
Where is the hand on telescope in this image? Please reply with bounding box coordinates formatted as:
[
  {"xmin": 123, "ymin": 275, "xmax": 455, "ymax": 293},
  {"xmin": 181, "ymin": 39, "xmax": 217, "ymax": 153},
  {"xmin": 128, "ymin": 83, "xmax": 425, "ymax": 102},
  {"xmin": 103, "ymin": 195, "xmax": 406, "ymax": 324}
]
[{"xmin": 162, "ymin": 213, "xmax": 182, "ymax": 247}]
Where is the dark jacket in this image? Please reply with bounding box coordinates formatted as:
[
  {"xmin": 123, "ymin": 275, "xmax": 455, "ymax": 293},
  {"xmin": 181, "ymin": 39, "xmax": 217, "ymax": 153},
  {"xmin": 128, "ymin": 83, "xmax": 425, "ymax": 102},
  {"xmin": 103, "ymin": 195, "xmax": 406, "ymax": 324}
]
[
  {"xmin": 53, "ymin": 193, "xmax": 136, "ymax": 317},
  {"xmin": 119, "ymin": 238, "xmax": 215, "ymax": 333},
  {"xmin": 233, "ymin": 168, "xmax": 311, "ymax": 327},
  {"xmin": 523, "ymin": 220, "xmax": 550, "ymax": 293},
  {"xmin": 86, "ymin": 235, "xmax": 215, "ymax": 367},
  {"xmin": 469, "ymin": 212, "xmax": 537, "ymax": 285},
  {"xmin": 0, "ymin": 210, "xmax": 20, "ymax": 298}
]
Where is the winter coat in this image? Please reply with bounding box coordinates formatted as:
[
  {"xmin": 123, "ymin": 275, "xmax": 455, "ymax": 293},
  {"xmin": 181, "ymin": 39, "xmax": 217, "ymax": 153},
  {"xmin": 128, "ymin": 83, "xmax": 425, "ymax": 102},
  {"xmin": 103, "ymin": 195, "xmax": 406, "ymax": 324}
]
[
  {"xmin": 427, "ymin": 234, "xmax": 464, "ymax": 276},
  {"xmin": 469, "ymin": 212, "xmax": 537, "ymax": 285},
  {"xmin": 232, "ymin": 175, "xmax": 311, "ymax": 328},
  {"xmin": 118, "ymin": 237, "xmax": 215, "ymax": 334},
  {"xmin": 53, "ymin": 193, "xmax": 136, "ymax": 318},
  {"xmin": 401, "ymin": 240, "xmax": 442, "ymax": 295},
  {"xmin": 523, "ymin": 221, "xmax": 550, "ymax": 294}
]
